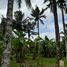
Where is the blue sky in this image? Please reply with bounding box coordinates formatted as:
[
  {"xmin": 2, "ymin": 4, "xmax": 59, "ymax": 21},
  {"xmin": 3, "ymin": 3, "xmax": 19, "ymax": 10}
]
[{"xmin": 0, "ymin": 0, "xmax": 67, "ymax": 39}]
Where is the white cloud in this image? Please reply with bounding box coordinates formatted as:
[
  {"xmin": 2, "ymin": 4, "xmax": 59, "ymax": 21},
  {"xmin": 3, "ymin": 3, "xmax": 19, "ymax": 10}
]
[
  {"xmin": 0, "ymin": 9, "xmax": 7, "ymax": 17},
  {"xmin": 30, "ymin": 31, "xmax": 55, "ymax": 40},
  {"xmin": 40, "ymin": 32, "xmax": 55, "ymax": 39}
]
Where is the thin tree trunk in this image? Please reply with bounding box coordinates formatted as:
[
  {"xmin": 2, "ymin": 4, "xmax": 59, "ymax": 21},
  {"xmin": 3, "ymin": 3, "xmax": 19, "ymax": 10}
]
[
  {"xmin": 52, "ymin": 0, "xmax": 61, "ymax": 67},
  {"xmin": 1, "ymin": 0, "xmax": 14, "ymax": 67},
  {"xmin": 37, "ymin": 21, "xmax": 39, "ymax": 36},
  {"xmin": 65, "ymin": 41, "xmax": 67, "ymax": 58},
  {"xmin": 28, "ymin": 30, "xmax": 30, "ymax": 39},
  {"xmin": 61, "ymin": 7, "xmax": 67, "ymax": 59}
]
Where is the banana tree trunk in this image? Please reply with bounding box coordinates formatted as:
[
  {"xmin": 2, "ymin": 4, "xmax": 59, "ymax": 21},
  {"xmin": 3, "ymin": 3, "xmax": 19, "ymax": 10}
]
[
  {"xmin": 1, "ymin": 0, "xmax": 14, "ymax": 67},
  {"xmin": 52, "ymin": 0, "xmax": 61, "ymax": 67}
]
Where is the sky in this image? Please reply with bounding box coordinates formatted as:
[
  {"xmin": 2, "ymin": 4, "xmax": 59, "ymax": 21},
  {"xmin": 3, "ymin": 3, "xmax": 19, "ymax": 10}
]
[{"xmin": 0, "ymin": 0, "xmax": 67, "ymax": 40}]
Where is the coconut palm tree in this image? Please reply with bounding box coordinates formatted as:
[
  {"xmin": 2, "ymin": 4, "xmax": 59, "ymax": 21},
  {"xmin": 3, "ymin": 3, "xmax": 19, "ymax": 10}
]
[
  {"xmin": 50, "ymin": 0, "xmax": 60, "ymax": 67},
  {"xmin": 31, "ymin": 6, "xmax": 46, "ymax": 36},
  {"xmin": 57, "ymin": 0, "xmax": 67, "ymax": 59},
  {"xmin": 1, "ymin": 0, "xmax": 14, "ymax": 67},
  {"xmin": 1, "ymin": 0, "xmax": 32, "ymax": 67},
  {"xmin": 44, "ymin": 0, "xmax": 60, "ymax": 67},
  {"xmin": 44, "ymin": 0, "xmax": 67, "ymax": 60}
]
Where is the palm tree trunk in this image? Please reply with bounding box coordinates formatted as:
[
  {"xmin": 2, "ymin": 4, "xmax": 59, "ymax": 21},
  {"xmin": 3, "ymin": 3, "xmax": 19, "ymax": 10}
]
[
  {"xmin": 52, "ymin": 0, "xmax": 61, "ymax": 67},
  {"xmin": 1, "ymin": 0, "xmax": 14, "ymax": 67},
  {"xmin": 61, "ymin": 7, "xmax": 67, "ymax": 59},
  {"xmin": 37, "ymin": 21, "xmax": 39, "ymax": 36}
]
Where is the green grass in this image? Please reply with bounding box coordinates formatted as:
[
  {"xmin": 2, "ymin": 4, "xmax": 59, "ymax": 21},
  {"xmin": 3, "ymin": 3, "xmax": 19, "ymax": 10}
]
[
  {"xmin": 10, "ymin": 57, "xmax": 67, "ymax": 67},
  {"xmin": 10, "ymin": 60, "xmax": 19, "ymax": 67},
  {"xmin": 25, "ymin": 57, "xmax": 56, "ymax": 67},
  {"xmin": 64, "ymin": 58, "xmax": 67, "ymax": 67}
]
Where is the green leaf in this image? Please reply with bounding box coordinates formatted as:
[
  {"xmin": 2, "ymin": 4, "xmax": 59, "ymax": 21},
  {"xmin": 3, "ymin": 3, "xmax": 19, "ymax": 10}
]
[{"xmin": 39, "ymin": 19, "xmax": 44, "ymax": 24}]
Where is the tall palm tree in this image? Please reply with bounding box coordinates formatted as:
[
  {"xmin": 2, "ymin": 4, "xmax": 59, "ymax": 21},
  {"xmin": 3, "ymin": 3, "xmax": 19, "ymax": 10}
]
[
  {"xmin": 52, "ymin": 1, "xmax": 60, "ymax": 67},
  {"xmin": 44, "ymin": 0, "xmax": 67, "ymax": 60},
  {"xmin": 1, "ymin": 0, "xmax": 32, "ymax": 67},
  {"xmin": 58, "ymin": 0, "xmax": 67, "ymax": 59},
  {"xmin": 44, "ymin": 0, "xmax": 60, "ymax": 67},
  {"xmin": 31, "ymin": 6, "xmax": 46, "ymax": 36},
  {"xmin": 1, "ymin": 0, "xmax": 14, "ymax": 67}
]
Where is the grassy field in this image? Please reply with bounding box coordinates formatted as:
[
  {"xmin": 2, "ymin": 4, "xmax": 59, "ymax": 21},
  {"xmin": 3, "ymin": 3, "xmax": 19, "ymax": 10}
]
[{"xmin": 10, "ymin": 56, "xmax": 67, "ymax": 67}]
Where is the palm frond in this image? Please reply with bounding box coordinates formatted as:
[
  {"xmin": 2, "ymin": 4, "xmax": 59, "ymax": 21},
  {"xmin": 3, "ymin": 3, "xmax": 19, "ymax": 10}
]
[
  {"xmin": 13, "ymin": 30, "xmax": 19, "ymax": 36},
  {"xmin": 17, "ymin": 0, "xmax": 22, "ymax": 9},
  {"xmin": 14, "ymin": 11, "xmax": 24, "ymax": 21},
  {"xmin": 40, "ymin": 15, "xmax": 46, "ymax": 18},
  {"xmin": 43, "ymin": 6, "xmax": 49, "ymax": 12},
  {"xmin": 21, "ymin": 13, "xmax": 24, "ymax": 20},
  {"xmin": 12, "ymin": 20, "xmax": 17, "ymax": 29},
  {"xmin": 25, "ymin": 0, "xmax": 32, "ymax": 8},
  {"xmin": 35, "ymin": 6, "xmax": 40, "ymax": 13},
  {"xmin": 26, "ymin": 17, "xmax": 34, "ymax": 20},
  {"xmin": 40, "ymin": 9, "xmax": 45, "ymax": 15},
  {"xmin": 39, "ymin": 19, "xmax": 44, "ymax": 24},
  {"xmin": 44, "ymin": 0, "xmax": 49, "ymax": 3},
  {"xmin": 31, "ymin": 9, "xmax": 36, "ymax": 17},
  {"xmin": 31, "ymin": 6, "xmax": 40, "ymax": 17},
  {"xmin": 47, "ymin": 3, "xmax": 50, "ymax": 8},
  {"xmin": 41, "ymin": 3, "xmax": 50, "ymax": 12}
]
